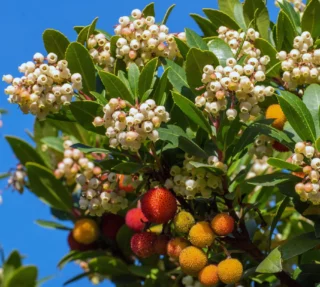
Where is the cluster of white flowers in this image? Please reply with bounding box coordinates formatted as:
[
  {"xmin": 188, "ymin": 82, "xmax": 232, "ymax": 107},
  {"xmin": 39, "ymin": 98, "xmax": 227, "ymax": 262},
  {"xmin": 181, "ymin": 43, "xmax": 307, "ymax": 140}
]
[
  {"xmin": 277, "ymin": 32, "xmax": 320, "ymax": 90},
  {"xmin": 8, "ymin": 164, "xmax": 27, "ymax": 194},
  {"xmin": 196, "ymin": 27, "xmax": 275, "ymax": 122},
  {"xmin": 293, "ymin": 142, "xmax": 320, "ymax": 205},
  {"xmin": 246, "ymin": 156, "xmax": 270, "ymax": 179},
  {"xmin": 164, "ymin": 154, "xmax": 227, "ymax": 199},
  {"xmin": 54, "ymin": 140, "xmax": 101, "ymax": 186},
  {"xmin": 77, "ymin": 172, "xmax": 140, "ymax": 216},
  {"xmin": 275, "ymin": 0, "xmax": 306, "ymax": 14},
  {"xmin": 248, "ymin": 135, "xmax": 274, "ymax": 159},
  {"xmin": 93, "ymin": 98, "xmax": 169, "ymax": 151},
  {"xmin": 2, "ymin": 53, "xmax": 83, "ymax": 120},
  {"xmin": 88, "ymin": 33, "xmax": 115, "ymax": 72},
  {"xmin": 182, "ymin": 276, "xmax": 203, "ymax": 287},
  {"xmin": 114, "ymin": 8, "xmax": 184, "ymax": 67}
]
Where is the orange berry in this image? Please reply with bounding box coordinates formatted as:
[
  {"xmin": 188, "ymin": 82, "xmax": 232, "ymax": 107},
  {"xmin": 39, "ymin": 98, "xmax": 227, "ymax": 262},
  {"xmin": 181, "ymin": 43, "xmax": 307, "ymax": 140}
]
[
  {"xmin": 218, "ymin": 258, "xmax": 243, "ymax": 284},
  {"xmin": 211, "ymin": 214, "xmax": 234, "ymax": 236},
  {"xmin": 189, "ymin": 221, "xmax": 215, "ymax": 248},
  {"xmin": 130, "ymin": 232, "xmax": 157, "ymax": 258},
  {"xmin": 167, "ymin": 237, "xmax": 190, "ymax": 259},
  {"xmin": 179, "ymin": 246, "xmax": 208, "ymax": 275},
  {"xmin": 198, "ymin": 265, "xmax": 220, "ymax": 286},
  {"xmin": 266, "ymin": 104, "xmax": 286, "ymax": 130},
  {"xmin": 72, "ymin": 218, "xmax": 99, "ymax": 245},
  {"xmin": 118, "ymin": 174, "xmax": 135, "ymax": 192}
]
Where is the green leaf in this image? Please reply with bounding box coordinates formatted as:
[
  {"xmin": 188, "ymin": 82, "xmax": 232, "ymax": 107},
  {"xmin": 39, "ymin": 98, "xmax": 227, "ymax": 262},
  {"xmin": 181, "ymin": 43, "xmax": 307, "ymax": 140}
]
[
  {"xmin": 6, "ymin": 266, "xmax": 37, "ymax": 287},
  {"xmin": 65, "ymin": 42, "xmax": 96, "ymax": 94},
  {"xmin": 315, "ymin": 221, "xmax": 320, "ymax": 238},
  {"xmin": 42, "ymin": 29, "xmax": 70, "ymax": 60},
  {"xmin": 277, "ymin": 1, "xmax": 301, "ymax": 34},
  {"xmin": 138, "ymin": 58, "xmax": 158, "ymax": 99},
  {"xmin": 161, "ymin": 58, "xmax": 194, "ymax": 100},
  {"xmin": 112, "ymin": 163, "xmax": 144, "ymax": 174},
  {"xmin": 110, "ymin": 36, "xmax": 120, "ymax": 58},
  {"xmin": 243, "ymin": 0, "xmax": 265, "ymax": 24},
  {"xmin": 5, "ymin": 136, "xmax": 46, "ymax": 166},
  {"xmin": 26, "ymin": 163, "xmax": 73, "ymax": 212},
  {"xmin": 207, "ymin": 38, "xmax": 234, "ymax": 66},
  {"xmin": 278, "ymin": 91, "xmax": 316, "ymax": 142},
  {"xmin": 186, "ymin": 48, "xmax": 219, "ymax": 94},
  {"xmin": 153, "ymin": 68, "xmax": 169, "ymax": 105},
  {"xmin": 301, "ymin": 0, "xmax": 320, "ymax": 39},
  {"xmin": 188, "ymin": 161, "xmax": 224, "ymax": 175},
  {"xmin": 143, "ymin": 2, "xmax": 155, "ymax": 17},
  {"xmin": 276, "ymin": 11, "xmax": 297, "ymax": 51},
  {"xmin": 190, "ymin": 14, "xmax": 216, "ymax": 37},
  {"xmin": 162, "ymin": 4, "xmax": 175, "ymax": 25},
  {"xmin": 234, "ymin": 3, "xmax": 247, "ymax": 30},
  {"xmin": 246, "ymin": 173, "xmax": 300, "ymax": 187},
  {"xmin": 41, "ymin": 137, "xmax": 64, "ymax": 153},
  {"xmin": 58, "ymin": 250, "xmax": 106, "ymax": 269},
  {"xmin": 90, "ymin": 90, "xmax": 108, "ymax": 105},
  {"xmin": 70, "ymin": 101, "xmax": 105, "ymax": 135},
  {"xmin": 256, "ymin": 248, "xmax": 282, "ymax": 273},
  {"xmin": 71, "ymin": 143, "xmax": 128, "ymax": 159},
  {"xmin": 172, "ymin": 92, "xmax": 212, "ymax": 135},
  {"xmin": 267, "ymin": 158, "xmax": 302, "ymax": 172},
  {"xmin": 88, "ymin": 256, "xmax": 129, "ymax": 276},
  {"xmin": 218, "ymin": 0, "xmax": 240, "ymax": 20},
  {"xmin": 203, "ymin": 9, "xmax": 240, "ymax": 31},
  {"xmin": 99, "ymin": 71, "xmax": 134, "ymax": 104},
  {"xmin": 4, "ymin": 251, "xmax": 22, "ymax": 270},
  {"xmin": 128, "ymin": 63, "xmax": 140, "ymax": 98},
  {"xmin": 185, "ymin": 28, "xmax": 208, "ymax": 50},
  {"xmin": 303, "ymin": 84, "xmax": 320, "ymax": 138},
  {"xmin": 0, "ymin": 172, "xmax": 10, "ymax": 180},
  {"xmin": 279, "ymin": 232, "xmax": 320, "ymax": 260},
  {"xmin": 35, "ymin": 220, "xmax": 72, "ymax": 231},
  {"xmin": 77, "ymin": 17, "xmax": 98, "ymax": 44},
  {"xmin": 158, "ymin": 125, "xmax": 208, "ymax": 158},
  {"xmin": 63, "ymin": 272, "xmax": 92, "ymax": 286},
  {"xmin": 116, "ymin": 225, "xmax": 134, "ymax": 258},
  {"xmin": 316, "ymin": 137, "xmax": 320, "ymax": 152},
  {"xmin": 174, "ymin": 37, "xmax": 190, "ymax": 60},
  {"xmin": 255, "ymin": 7, "xmax": 270, "ymax": 40},
  {"xmin": 140, "ymin": 89, "xmax": 153, "ymax": 103}
]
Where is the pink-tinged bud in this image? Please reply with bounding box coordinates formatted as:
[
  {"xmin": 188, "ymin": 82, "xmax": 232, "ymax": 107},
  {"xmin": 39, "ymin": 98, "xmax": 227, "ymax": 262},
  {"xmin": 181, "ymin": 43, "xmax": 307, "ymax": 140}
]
[
  {"xmin": 93, "ymin": 116, "xmax": 104, "ymax": 127},
  {"xmin": 103, "ymin": 182, "xmax": 110, "ymax": 190},
  {"xmin": 304, "ymin": 183, "xmax": 313, "ymax": 193},
  {"xmin": 295, "ymin": 183, "xmax": 305, "ymax": 193},
  {"xmin": 93, "ymin": 167, "xmax": 102, "ymax": 175},
  {"xmin": 129, "ymin": 50, "xmax": 137, "ymax": 60},
  {"xmin": 216, "ymin": 90, "xmax": 225, "ymax": 100},
  {"xmin": 122, "ymin": 27, "xmax": 132, "ymax": 36},
  {"xmin": 118, "ymin": 112, "xmax": 126, "ymax": 122},
  {"xmin": 157, "ymin": 43, "xmax": 166, "ymax": 51},
  {"xmin": 119, "ymin": 100, "xmax": 127, "ymax": 109},
  {"xmin": 100, "ymin": 173, "xmax": 109, "ymax": 181},
  {"xmin": 54, "ymin": 169, "xmax": 63, "ymax": 179},
  {"xmin": 303, "ymin": 166, "xmax": 312, "ymax": 175}
]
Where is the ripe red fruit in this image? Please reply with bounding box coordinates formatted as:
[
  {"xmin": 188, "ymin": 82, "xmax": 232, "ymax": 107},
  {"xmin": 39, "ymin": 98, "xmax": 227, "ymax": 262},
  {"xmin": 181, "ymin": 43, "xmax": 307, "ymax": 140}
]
[
  {"xmin": 101, "ymin": 214, "xmax": 125, "ymax": 240},
  {"xmin": 141, "ymin": 188, "xmax": 177, "ymax": 224},
  {"xmin": 67, "ymin": 232, "xmax": 97, "ymax": 251},
  {"xmin": 118, "ymin": 174, "xmax": 135, "ymax": 192},
  {"xmin": 125, "ymin": 208, "xmax": 148, "ymax": 232},
  {"xmin": 272, "ymin": 141, "xmax": 290, "ymax": 152},
  {"xmin": 154, "ymin": 235, "xmax": 170, "ymax": 255},
  {"xmin": 130, "ymin": 232, "xmax": 157, "ymax": 258}
]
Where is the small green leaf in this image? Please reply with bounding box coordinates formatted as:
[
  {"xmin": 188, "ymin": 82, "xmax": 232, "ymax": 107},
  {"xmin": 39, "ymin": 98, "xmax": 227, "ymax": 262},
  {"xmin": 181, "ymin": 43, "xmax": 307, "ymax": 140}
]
[
  {"xmin": 162, "ymin": 4, "xmax": 175, "ymax": 25},
  {"xmin": 316, "ymin": 137, "xmax": 320, "ymax": 152},
  {"xmin": 303, "ymin": 84, "xmax": 320, "ymax": 138},
  {"xmin": 65, "ymin": 42, "xmax": 96, "ymax": 94},
  {"xmin": 110, "ymin": 36, "xmax": 120, "ymax": 58},
  {"xmin": 128, "ymin": 63, "xmax": 140, "ymax": 98},
  {"xmin": 112, "ymin": 163, "xmax": 144, "ymax": 174},
  {"xmin": 185, "ymin": 28, "xmax": 208, "ymax": 50},
  {"xmin": 153, "ymin": 68, "xmax": 170, "ymax": 105},
  {"xmin": 116, "ymin": 226, "xmax": 134, "ymax": 258},
  {"xmin": 6, "ymin": 266, "xmax": 37, "ymax": 287},
  {"xmin": 276, "ymin": 11, "xmax": 297, "ymax": 51},
  {"xmin": 255, "ymin": 7, "xmax": 270, "ymax": 40},
  {"xmin": 246, "ymin": 173, "xmax": 300, "ymax": 187},
  {"xmin": 207, "ymin": 38, "xmax": 234, "ymax": 66},
  {"xmin": 35, "ymin": 220, "xmax": 72, "ymax": 231},
  {"xmin": 43, "ymin": 29, "xmax": 70, "ymax": 60},
  {"xmin": 190, "ymin": 14, "xmax": 216, "ymax": 37},
  {"xmin": 71, "ymin": 143, "xmax": 127, "ymax": 159},
  {"xmin": 189, "ymin": 161, "xmax": 224, "ymax": 175},
  {"xmin": 278, "ymin": 91, "xmax": 316, "ymax": 142},
  {"xmin": 58, "ymin": 251, "xmax": 106, "ymax": 269},
  {"xmin": 301, "ymin": 0, "xmax": 320, "ymax": 39},
  {"xmin": 218, "ymin": 0, "xmax": 240, "ymax": 20},
  {"xmin": 203, "ymin": 9, "xmax": 240, "ymax": 31},
  {"xmin": 140, "ymin": 89, "xmax": 153, "ymax": 103},
  {"xmin": 0, "ymin": 172, "xmax": 10, "ymax": 180},
  {"xmin": 256, "ymin": 248, "xmax": 282, "ymax": 273},
  {"xmin": 63, "ymin": 272, "xmax": 92, "ymax": 286},
  {"xmin": 90, "ymin": 91, "xmax": 108, "ymax": 105},
  {"xmin": 172, "ymin": 92, "xmax": 212, "ymax": 135},
  {"xmin": 234, "ymin": 3, "xmax": 247, "ymax": 30},
  {"xmin": 277, "ymin": 0, "xmax": 301, "ymax": 34},
  {"xmin": 174, "ymin": 37, "xmax": 190, "ymax": 60},
  {"xmin": 143, "ymin": 2, "xmax": 155, "ymax": 17},
  {"xmin": 138, "ymin": 58, "xmax": 158, "ymax": 99},
  {"xmin": 27, "ymin": 163, "xmax": 73, "ymax": 212},
  {"xmin": 77, "ymin": 17, "xmax": 98, "ymax": 44},
  {"xmin": 40, "ymin": 137, "xmax": 64, "ymax": 153},
  {"xmin": 88, "ymin": 256, "xmax": 129, "ymax": 276},
  {"xmin": 6, "ymin": 136, "xmax": 46, "ymax": 166},
  {"xmin": 99, "ymin": 71, "xmax": 134, "ymax": 104},
  {"xmin": 267, "ymin": 158, "xmax": 302, "ymax": 172}
]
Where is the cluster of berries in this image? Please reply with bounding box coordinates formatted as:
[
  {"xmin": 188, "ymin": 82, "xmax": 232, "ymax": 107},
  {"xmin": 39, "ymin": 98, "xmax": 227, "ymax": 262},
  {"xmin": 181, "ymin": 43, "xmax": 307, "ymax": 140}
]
[
  {"xmin": 275, "ymin": 0, "xmax": 306, "ymax": 14},
  {"xmin": 77, "ymin": 171, "xmax": 140, "ymax": 216},
  {"xmin": 277, "ymin": 32, "xmax": 320, "ymax": 90},
  {"xmin": 7, "ymin": 164, "xmax": 27, "ymax": 194},
  {"xmin": 3, "ymin": 53, "xmax": 82, "ymax": 120},
  {"xmin": 293, "ymin": 142, "xmax": 320, "ymax": 204},
  {"xmin": 114, "ymin": 9, "xmax": 184, "ymax": 67},
  {"xmin": 88, "ymin": 33, "xmax": 115, "ymax": 72},
  {"xmin": 93, "ymin": 98, "xmax": 169, "ymax": 151},
  {"xmin": 54, "ymin": 140, "xmax": 99, "ymax": 186},
  {"xmin": 164, "ymin": 154, "xmax": 227, "ymax": 199}
]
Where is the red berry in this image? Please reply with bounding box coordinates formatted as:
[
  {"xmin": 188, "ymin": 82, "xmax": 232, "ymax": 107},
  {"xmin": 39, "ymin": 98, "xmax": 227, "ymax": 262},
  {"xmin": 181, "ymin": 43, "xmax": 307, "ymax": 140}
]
[
  {"xmin": 141, "ymin": 188, "xmax": 177, "ymax": 224},
  {"xmin": 118, "ymin": 174, "xmax": 135, "ymax": 192},
  {"xmin": 272, "ymin": 141, "xmax": 290, "ymax": 152},
  {"xmin": 101, "ymin": 214, "xmax": 125, "ymax": 240},
  {"xmin": 154, "ymin": 235, "xmax": 170, "ymax": 255},
  {"xmin": 125, "ymin": 208, "xmax": 148, "ymax": 232},
  {"xmin": 130, "ymin": 232, "xmax": 157, "ymax": 258}
]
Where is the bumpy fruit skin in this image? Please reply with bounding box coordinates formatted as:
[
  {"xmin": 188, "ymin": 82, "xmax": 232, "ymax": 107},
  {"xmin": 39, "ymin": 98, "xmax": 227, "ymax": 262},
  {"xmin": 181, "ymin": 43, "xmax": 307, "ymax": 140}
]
[
  {"xmin": 198, "ymin": 265, "xmax": 220, "ymax": 286},
  {"xmin": 141, "ymin": 188, "xmax": 177, "ymax": 224},
  {"xmin": 266, "ymin": 104, "xmax": 286, "ymax": 130},
  {"xmin": 189, "ymin": 221, "xmax": 215, "ymax": 248},
  {"xmin": 272, "ymin": 141, "xmax": 290, "ymax": 152},
  {"xmin": 211, "ymin": 214, "xmax": 235, "ymax": 236},
  {"xmin": 179, "ymin": 246, "xmax": 208, "ymax": 275},
  {"xmin": 167, "ymin": 237, "xmax": 190, "ymax": 259},
  {"xmin": 118, "ymin": 174, "xmax": 135, "ymax": 192},
  {"xmin": 73, "ymin": 218, "xmax": 99, "ymax": 245},
  {"xmin": 174, "ymin": 211, "xmax": 195, "ymax": 233},
  {"xmin": 101, "ymin": 214, "xmax": 125, "ymax": 240},
  {"xmin": 154, "ymin": 235, "xmax": 170, "ymax": 255},
  {"xmin": 125, "ymin": 208, "xmax": 148, "ymax": 232},
  {"xmin": 130, "ymin": 232, "xmax": 157, "ymax": 258},
  {"xmin": 68, "ymin": 232, "xmax": 97, "ymax": 251},
  {"xmin": 218, "ymin": 258, "xmax": 243, "ymax": 284}
]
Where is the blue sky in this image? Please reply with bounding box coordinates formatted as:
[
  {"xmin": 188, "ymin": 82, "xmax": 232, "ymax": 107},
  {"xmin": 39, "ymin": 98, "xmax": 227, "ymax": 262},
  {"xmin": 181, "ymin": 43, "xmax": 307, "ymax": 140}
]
[{"xmin": 0, "ymin": 1, "xmax": 279, "ymax": 286}]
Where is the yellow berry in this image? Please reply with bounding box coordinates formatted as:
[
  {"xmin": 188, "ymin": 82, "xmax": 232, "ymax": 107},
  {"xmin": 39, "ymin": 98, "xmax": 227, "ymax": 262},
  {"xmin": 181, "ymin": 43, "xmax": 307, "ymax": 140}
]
[
  {"xmin": 73, "ymin": 218, "xmax": 99, "ymax": 245},
  {"xmin": 179, "ymin": 246, "xmax": 208, "ymax": 275},
  {"xmin": 189, "ymin": 221, "xmax": 215, "ymax": 248},
  {"xmin": 174, "ymin": 211, "xmax": 195, "ymax": 233},
  {"xmin": 211, "ymin": 214, "xmax": 234, "ymax": 236},
  {"xmin": 218, "ymin": 258, "xmax": 243, "ymax": 284},
  {"xmin": 265, "ymin": 104, "xmax": 286, "ymax": 130},
  {"xmin": 198, "ymin": 265, "xmax": 220, "ymax": 286}
]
